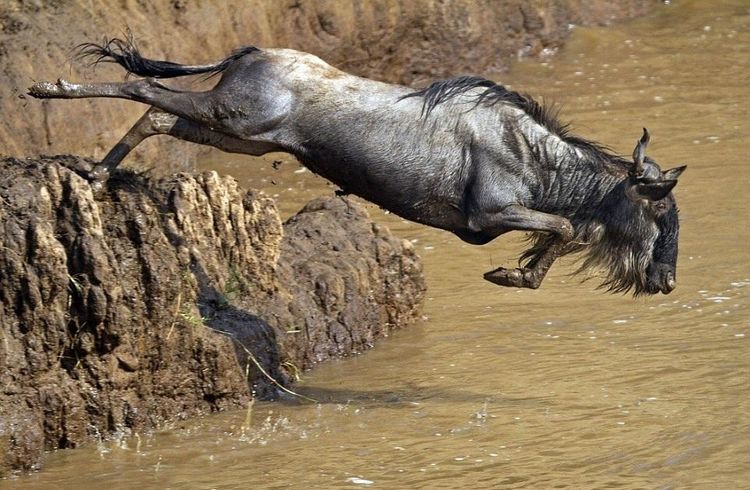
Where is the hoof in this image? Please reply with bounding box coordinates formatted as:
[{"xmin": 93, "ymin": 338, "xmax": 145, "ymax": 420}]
[
  {"xmin": 483, "ymin": 267, "xmax": 524, "ymax": 288},
  {"xmin": 87, "ymin": 166, "xmax": 111, "ymax": 194},
  {"xmin": 483, "ymin": 267, "xmax": 541, "ymax": 289},
  {"xmin": 28, "ymin": 81, "xmax": 57, "ymax": 98},
  {"xmin": 89, "ymin": 178, "xmax": 107, "ymax": 194},
  {"xmin": 27, "ymin": 78, "xmax": 73, "ymax": 99}
]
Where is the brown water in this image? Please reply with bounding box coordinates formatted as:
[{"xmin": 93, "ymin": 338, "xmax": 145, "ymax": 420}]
[{"xmin": 7, "ymin": 1, "xmax": 750, "ymax": 488}]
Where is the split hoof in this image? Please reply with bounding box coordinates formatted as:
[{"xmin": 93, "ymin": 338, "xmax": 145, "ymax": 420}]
[
  {"xmin": 89, "ymin": 178, "xmax": 107, "ymax": 195},
  {"xmin": 27, "ymin": 78, "xmax": 73, "ymax": 99},
  {"xmin": 87, "ymin": 166, "xmax": 111, "ymax": 194},
  {"xmin": 483, "ymin": 267, "xmax": 541, "ymax": 289}
]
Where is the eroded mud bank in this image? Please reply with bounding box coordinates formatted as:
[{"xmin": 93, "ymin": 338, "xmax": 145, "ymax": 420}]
[{"xmin": 0, "ymin": 156, "xmax": 425, "ymax": 474}]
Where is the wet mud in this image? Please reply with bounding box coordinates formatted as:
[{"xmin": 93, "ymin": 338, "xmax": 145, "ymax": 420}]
[{"xmin": 0, "ymin": 156, "xmax": 424, "ymax": 474}]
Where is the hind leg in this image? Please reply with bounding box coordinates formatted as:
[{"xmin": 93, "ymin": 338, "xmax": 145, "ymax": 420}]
[
  {"xmin": 89, "ymin": 107, "xmax": 175, "ymax": 184},
  {"xmin": 29, "ymin": 76, "xmax": 290, "ymax": 154},
  {"xmin": 89, "ymin": 106, "xmax": 281, "ymax": 189},
  {"xmin": 28, "ymin": 77, "xmax": 282, "ymax": 136},
  {"xmin": 29, "ymin": 77, "xmax": 221, "ymax": 125},
  {"xmin": 29, "ymin": 78, "xmax": 131, "ymax": 100}
]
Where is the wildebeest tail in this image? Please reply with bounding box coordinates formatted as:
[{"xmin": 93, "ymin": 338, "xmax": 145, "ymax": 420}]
[{"xmin": 76, "ymin": 35, "xmax": 258, "ymax": 78}]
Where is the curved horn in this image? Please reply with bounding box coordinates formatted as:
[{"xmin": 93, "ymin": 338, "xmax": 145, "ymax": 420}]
[
  {"xmin": 662, "ymin": 165, "xmax": 687, "ymax": 180},
  {"xmin": 631, "ymin": 127, "xmax": 650, "ymax": 177}
]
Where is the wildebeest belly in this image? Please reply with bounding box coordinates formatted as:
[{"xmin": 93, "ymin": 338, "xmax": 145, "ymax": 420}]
[
  {"xmin": 279, "ymin": 67, "xmax": 473, "ymax": 229},
  {"xmin": 296, "ymin": 127, "xmax": 469, "ymax": 231}
]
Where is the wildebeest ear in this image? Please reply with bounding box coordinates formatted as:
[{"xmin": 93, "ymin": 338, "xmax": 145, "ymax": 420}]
[
  {"xmin": 662, "ymin": 165, "xmax": 687, "ymax": 180},
  {"xmin": 631, "ymin": 128, "xmax": 650, "ymax": 177},
  {"xmin": 635, "ymin": 179, "xmax": 677, "ymax": 201}
]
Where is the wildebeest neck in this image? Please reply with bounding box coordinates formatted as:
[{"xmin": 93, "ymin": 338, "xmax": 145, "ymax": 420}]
[{"xmin": 513, "ymin": 114, "xmax": 628, "ymax": 224}]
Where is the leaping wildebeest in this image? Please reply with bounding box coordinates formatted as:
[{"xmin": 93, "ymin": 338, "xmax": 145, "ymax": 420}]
[{"xmin": 28, "ymin": 37, "xmax": 686, "ymax": 295}]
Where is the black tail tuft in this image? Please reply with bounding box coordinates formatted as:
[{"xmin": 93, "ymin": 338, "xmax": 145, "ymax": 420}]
[{"xmin": 76, "ymin": 33, "xmax": 258, "ymax": 79}]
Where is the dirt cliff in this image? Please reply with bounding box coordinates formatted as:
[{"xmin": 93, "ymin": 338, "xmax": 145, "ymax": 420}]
[
  {"xmin": 0, "ymin": 155, "xmax": 425, "ymax": 474},
  {"xmin": 1, "ymin": 0, "xmax": 655, "ymax": 163}
]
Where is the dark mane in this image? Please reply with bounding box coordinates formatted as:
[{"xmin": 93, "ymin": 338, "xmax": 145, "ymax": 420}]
[{"xmin": 403, "ymin": 76, "xmax": 628, "ymax": 167}]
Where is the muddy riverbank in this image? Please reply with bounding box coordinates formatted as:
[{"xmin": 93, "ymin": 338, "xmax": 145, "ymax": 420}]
[{"xmin": 0, "ymin": 156, "xmax": 424, "ymax": 474}]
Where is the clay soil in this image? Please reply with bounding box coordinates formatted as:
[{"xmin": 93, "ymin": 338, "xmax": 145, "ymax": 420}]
[{"xmin": 0, "ymin": 156, "xmax": 425, "ymax": 474}]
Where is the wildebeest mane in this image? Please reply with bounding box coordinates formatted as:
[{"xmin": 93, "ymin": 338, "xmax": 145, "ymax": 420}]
[
  {"xmin": 403, "ymin": 76, "xmax": 628, "ymax": 169},
  {"xmin": 406, "ymin": 77, "xmax": 657, "ymax": 293}
]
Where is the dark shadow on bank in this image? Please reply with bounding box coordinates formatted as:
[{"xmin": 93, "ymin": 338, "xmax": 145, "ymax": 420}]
[
  {"xmin": 191, "ymin": 259, "xmax": 290, "ymax": 401},
  {"xmin": 100, "ymin": 165, "xmax": 291, "ymax": 401}
]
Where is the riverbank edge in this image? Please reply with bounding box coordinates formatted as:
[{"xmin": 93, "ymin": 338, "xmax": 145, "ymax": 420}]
[{"xmin": 0, "ymin": 156, "xmax": 426, "ymax": 475}]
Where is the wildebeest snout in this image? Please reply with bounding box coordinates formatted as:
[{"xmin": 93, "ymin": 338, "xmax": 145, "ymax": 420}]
[{"xmin": 649, "ymin": 263, "xmax": 676, "ymax": 294}]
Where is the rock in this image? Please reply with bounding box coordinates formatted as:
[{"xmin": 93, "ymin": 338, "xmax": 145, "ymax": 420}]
[
  {"xmin": 263, "ymin": 196, "xmax": 426, "ymax": 368},
  {"xmin": 0, "ymin": 155, "xmax": 425, "ymax": 475}
]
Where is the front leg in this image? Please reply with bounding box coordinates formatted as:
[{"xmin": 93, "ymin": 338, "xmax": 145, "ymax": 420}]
[
  {"xmin": 471, "ymin": 204, "xmax": 573, "ymax": 289},
  {"xmin": 483, "ymin": 239, "xmax": 567, "ymax": 289}
]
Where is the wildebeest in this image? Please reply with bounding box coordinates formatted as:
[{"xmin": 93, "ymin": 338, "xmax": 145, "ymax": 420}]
[{"xmin": 28, "ymin": 37, "xmax": 686, "ymax": 295}]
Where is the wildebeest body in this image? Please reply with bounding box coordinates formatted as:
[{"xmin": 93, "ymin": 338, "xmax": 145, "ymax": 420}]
[{"xmin": 27, "ymin": 40, "xmax": 686, "ymax": 295}]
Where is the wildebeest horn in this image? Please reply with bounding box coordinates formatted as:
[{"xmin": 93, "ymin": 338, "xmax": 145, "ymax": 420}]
[
  {"xmin": 662, "ymin": 165, "xmax": 687, "ymax": 180},
  {"xmin": 635, "ymin": 179, "xmax": 678, "ymax": 202},
  {"xmin": 631, "ymin": 127, "xmax": 650, "ymax": 177}
]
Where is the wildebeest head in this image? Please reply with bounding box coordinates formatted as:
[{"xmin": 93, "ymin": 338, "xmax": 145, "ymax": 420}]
[{"xmin": 585, "ymin": 128, "xmax": 686, "ymax": 295}]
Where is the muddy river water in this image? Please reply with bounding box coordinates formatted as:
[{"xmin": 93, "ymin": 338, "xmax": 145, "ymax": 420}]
[{"xmin": 6, "ymin": 0, "xmax": 750, "ymax": 488}]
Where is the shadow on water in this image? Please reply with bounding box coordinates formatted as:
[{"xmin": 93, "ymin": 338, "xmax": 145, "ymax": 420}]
[{"xmin": 285, "ymin": 383, "xmax": 553, "ymax": 409}]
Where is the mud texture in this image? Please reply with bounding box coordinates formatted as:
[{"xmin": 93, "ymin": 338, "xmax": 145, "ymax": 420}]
[
  {"xmin": 0, "ymin": 156, "xmax": 425, "ymax": 475},
  {"xmin": 1, "ymin": 0, "xmax": 655, "ymax": 162}
]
